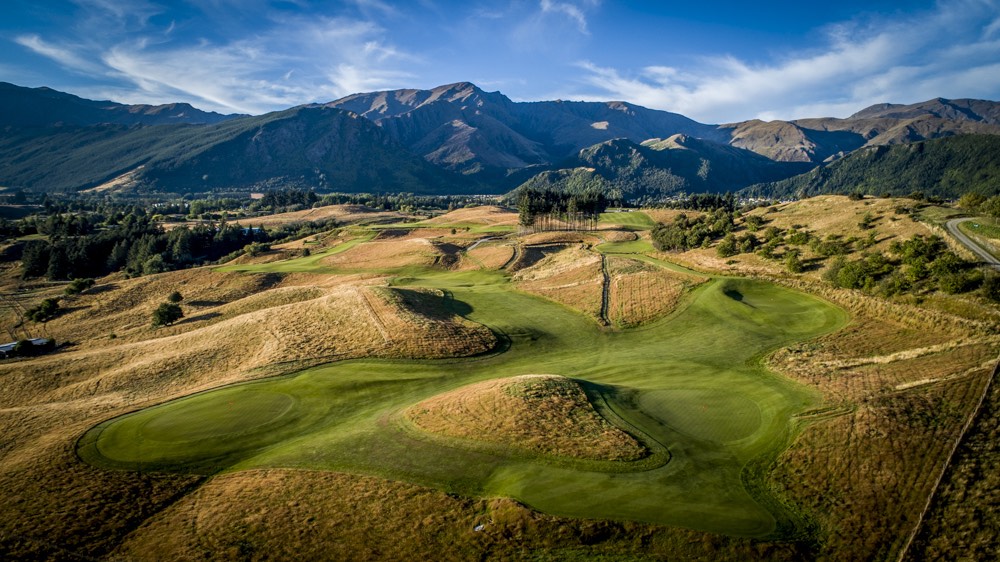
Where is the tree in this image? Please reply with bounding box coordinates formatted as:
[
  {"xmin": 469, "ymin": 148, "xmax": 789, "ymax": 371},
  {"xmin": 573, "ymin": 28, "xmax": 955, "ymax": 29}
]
[
  {"xmin": 167, "ymin": 291, "xmax": 183, "ymax": 304},
  {"xmin": 151, "ymin": 303, "xmax": 183, "ymax": 327},
  {"xmin": 64, "ymin": 278, "xmax": 95, "ymax": 296},
  {"xmin": 959, "ymin": 192, "xmax": 986, "ymax": 210},
  {"xmin": 786, "ymin": 250, "xmax": 805, "ymax": 274},
  {"xmin": 716, "ymin": 234, "xmax": 738, "ymax": 258},
  {"xmin": 26, "ymin": 298, "xmax": 60, "ymax": 322}
]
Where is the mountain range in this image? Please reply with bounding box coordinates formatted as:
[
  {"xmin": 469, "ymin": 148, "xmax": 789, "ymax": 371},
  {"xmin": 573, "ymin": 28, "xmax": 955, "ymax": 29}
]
[{"xmin": 1, "ymin": 80, "xmax": 998, "ymax": 198}]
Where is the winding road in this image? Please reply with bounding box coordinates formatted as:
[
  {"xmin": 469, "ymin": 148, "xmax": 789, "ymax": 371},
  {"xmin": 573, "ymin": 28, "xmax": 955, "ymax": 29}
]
[{"xmin": 945, "ymin": 218, "xmax": 1000, "ymax": 270}]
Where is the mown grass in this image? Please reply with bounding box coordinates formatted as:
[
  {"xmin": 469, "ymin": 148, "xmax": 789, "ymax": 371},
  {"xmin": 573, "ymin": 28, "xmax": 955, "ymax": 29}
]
[
  {"xmin": 598, "ymin": 211, "xmax": 655, "ymax": 230},
  {"xmin": 81, "ymin": 266, "xmax": 846, "ymax": 537},
  {"xmin": 961, "ymin": 217, "xmax": 1000, "ymax": 240}
]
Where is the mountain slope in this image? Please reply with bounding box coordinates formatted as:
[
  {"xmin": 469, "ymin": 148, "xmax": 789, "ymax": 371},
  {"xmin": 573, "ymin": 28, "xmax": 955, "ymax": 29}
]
[
  {"xmin": 724, "ymin": 98, "xmax": 1000, "ymax": 164},
  {"xmin": 0, "ymin": 107, "xmax": 466, "ymax": 194},
  {"xmin": 326, "ymin": 82, "xmax": 721, "ymax": 179},
  {"xmin": 515, "ymin": 135, "xmax": 810, "ymax": 202},
  {"xmin": 0, "ymin": 82, "xmax": 237, "ymax": 126},
  {"xmin": 744, "ymin": 134, "xmax": 1000, "ymax": 199}
]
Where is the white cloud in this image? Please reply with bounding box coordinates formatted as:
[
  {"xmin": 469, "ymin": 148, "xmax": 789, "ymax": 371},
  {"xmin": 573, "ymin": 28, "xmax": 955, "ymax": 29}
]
[
  {"xmin": 540, "ymin": 0, "xmax": 590, "ymax": 35},
  {"xmin": 12, "ymin": 8, "xmax": 420, "ymax": 114},
  {"xmin": 14, "ymin": 34, "xmax": 105, "ymax": 74},
  {"xmin": 572, "ymin": 0, "xmax": 1000, "ymax": 123}
]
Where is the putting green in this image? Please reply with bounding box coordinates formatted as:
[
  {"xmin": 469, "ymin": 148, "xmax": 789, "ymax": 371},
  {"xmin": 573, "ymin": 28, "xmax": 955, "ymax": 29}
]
[{"xmin": 79, "ymin": 262, "xmax": 847, "ymax": 537}]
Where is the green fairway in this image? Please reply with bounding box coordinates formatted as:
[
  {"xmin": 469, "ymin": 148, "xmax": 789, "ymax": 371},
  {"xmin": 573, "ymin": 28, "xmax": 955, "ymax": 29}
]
[
  {"xmin": 599, "ymin": 211, "xmax": 655, "ymax": 229},
  {"xmin": 80, "ymin": 257, "xmax": 847, "ymax": 537}
]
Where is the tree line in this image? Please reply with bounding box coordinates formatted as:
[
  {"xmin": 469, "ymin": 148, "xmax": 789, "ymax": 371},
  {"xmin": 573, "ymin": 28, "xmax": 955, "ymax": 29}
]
[
  {"xmin": 515, "ymin": 187, "xmax": 609, "ymax": 231},
  {"xmin": 19, "ymin": 212, "xmax": 270, "ymax": 280}
]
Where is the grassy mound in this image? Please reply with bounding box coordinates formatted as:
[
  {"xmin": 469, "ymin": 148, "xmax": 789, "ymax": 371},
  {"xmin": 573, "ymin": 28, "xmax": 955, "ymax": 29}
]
[{"xmin": 405, "ymin": 375, "xmax": 646, "ymax": 461}]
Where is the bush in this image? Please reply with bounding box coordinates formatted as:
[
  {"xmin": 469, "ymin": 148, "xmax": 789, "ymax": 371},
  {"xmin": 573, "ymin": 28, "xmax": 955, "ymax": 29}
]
[
  {"xmin": 981, "ymin": 271, "xmax": 1000, "ymax": 302},
  {"xmin": 716, "ymin": 234, "xmax": 738, "ymax": 258},
  {"xmin": 785, "ymin": 251, "xmax": 804, "ymax": 274},
  {"xmin": 167, "ymin": 291, "xmax": 183, "ymax": 303},
  {"xmin": 152, "ymin": 302, "xmax": 184, "ymax": 327},
  {"xmin": 64, "ymin": 278, "xmax": 95, "ymax": 296},
  {"xmin": 26, "ymin": 298, "xmax": 60, "ymax": 322}
]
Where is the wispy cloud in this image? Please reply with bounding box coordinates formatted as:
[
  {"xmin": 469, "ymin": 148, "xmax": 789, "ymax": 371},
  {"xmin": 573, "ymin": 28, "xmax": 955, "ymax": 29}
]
[
  {"xmin": 540, "ymin": 0, "xmax": 591, "ymax": 35},
  {"xmin": 14, "ymin": 34, "xmax": 105, "ymax": 74},
  {"xmin": 10, "ymin": 6, "xmax": 420, "ymax": 114},
  {"xmin": 572, "ymin": 0, "xmax": 1000, "ymax": 123}
]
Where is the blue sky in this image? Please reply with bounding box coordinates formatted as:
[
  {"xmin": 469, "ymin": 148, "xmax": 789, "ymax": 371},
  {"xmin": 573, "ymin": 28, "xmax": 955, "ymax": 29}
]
[{"xmin": 1, "ymin": 0, "xmax": 999, "ymax": 122}]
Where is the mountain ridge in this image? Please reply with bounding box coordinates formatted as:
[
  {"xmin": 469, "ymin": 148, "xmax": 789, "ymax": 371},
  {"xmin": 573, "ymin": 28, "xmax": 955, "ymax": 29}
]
[{"xmin": 1, "ymin": 80, "xmax": 998, "ymax": 198}]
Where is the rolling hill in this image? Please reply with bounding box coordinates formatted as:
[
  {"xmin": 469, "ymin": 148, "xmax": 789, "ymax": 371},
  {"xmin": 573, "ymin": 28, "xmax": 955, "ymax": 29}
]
[{"xmin": 0, "ymin": 81, "xmax": 238, "ymax": 126}]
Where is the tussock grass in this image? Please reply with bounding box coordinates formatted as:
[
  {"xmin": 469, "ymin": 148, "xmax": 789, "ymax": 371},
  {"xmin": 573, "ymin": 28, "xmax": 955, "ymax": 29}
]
[
  {"xmin": 405, "ymin": 375, "xmax": 646, "ymax": 461},
  {"xmin": 461, "ymin": 243, "xmax": 515, "ymax": 271},
  {"xmin": 606, "ymin": 256, "xmax": 702, "ymax": 327},
  {"xmin": 513, "ymin": 245, "xmax": 603, "ymax": 320},
  {"xmin": 418, "ymin": 205, "xmax": 519, "ymax": 228}
]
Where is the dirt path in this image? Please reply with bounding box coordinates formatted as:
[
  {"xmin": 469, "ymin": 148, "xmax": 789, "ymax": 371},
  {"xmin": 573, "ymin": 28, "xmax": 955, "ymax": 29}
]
[
  {"xmin": 500, "ymin": 244, "xmax": 521, "ymax": 270},
  {"xmin": 599, "ymin": 254, "xmax": 611, "ymax": 326}
]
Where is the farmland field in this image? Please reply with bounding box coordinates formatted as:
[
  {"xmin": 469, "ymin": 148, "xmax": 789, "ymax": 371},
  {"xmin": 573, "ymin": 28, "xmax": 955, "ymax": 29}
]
[{"xmin": 81, "ymin": 259, "xmax": 846, "ymax": 536}]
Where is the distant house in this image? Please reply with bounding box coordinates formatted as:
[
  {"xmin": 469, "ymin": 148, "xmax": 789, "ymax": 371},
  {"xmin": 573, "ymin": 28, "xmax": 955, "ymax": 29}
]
[{"xmin": 0, "ymin": 338, "xmax": 53, "ymax": 359}]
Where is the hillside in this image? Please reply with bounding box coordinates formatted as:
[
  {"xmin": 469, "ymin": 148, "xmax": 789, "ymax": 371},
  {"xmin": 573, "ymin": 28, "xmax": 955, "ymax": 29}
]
[
  {"xmin": 0, "ymin": 106, "xmax": 467, "ymax": 194},
  {"xmin": 745, "ymin": 134, "xmax": 1000, "ymax": 199},
  {"xmin": 0, "ymin": 82, "xmax": 237, "ymax": 126},
  {"xmin": 512, "ymin": 135, "xmax": 810, "ymax": 202},
  {"xmin": 724, "ymin": 98, "xmax": 1000, "ymax": 164}
]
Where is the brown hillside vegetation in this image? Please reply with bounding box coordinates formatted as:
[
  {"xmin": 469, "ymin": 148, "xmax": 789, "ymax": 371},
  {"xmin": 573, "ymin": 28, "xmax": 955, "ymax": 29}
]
[
  {"xmin": 420, "ymin": 205, "xmax": 518, "ymax": 226},
  {"xmin": 767, "ymin": 287, "xmax": 1000, "ymax": 560},
  {"xmin": 323, "ymin": 237, "xmax": 449, "ymax": 269},
  {"xmin": 460, "ymin": 242, "xmax": 515, "ymax": 271},
  {"xmin": 606, "ymin": 256, "xmax": 706, "ymax": 326},
  {"xmin": 513, "ymin": 245, "xmax": 603, "ymax": 320},
  {"xmin": 405, "ymin": 375, "xmax": 646, "ymax": 461},
  {"xmin": 230, "ymin": 204, "xmax": 405, "ymax": 228},
  {"xmin": 0, "ymin": 267, "xmax": 495, "ymax": 559},
  {"xmin": 111, "ymin": 469, "xmax": 812, "ymax": 562}
]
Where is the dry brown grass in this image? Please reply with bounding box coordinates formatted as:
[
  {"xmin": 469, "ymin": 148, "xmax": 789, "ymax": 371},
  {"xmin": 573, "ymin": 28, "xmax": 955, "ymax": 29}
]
[
  {"xmin": 759, "ymin": 274, "xmax": 1000, "ymax": 561},
  {"xmin": 606, "ymin": 257, "xmax": 704, "ymax": 327},
  {"xmin": 405, "ymin": 375, "xmax": 645, "ymax": 461},
  {"xmin": 907, "ymin": 361, "xmax": 1000, "ymax": 561},
  {"xmin": 0, "ymin": 266, "xmax": 498, "ymax": 560},
  {"xmin": 513, "ymin": 245, "xmax": 603, "ymax": 320},
  {"xmin": 521, "ymin": 231, "xmax": 601, "ymax": 245},
  {"xmin": 323, "ymin": 238, "xmax": 443, "ymax": 269},
  {"xmin": 460, "ymin": 243, "xmax": 515, "ymax": 271},
  {"xmin": 109, "ymin": 469, "xmax": 813, "ymax": 562},
  {"xmin": 420, "ymin": 205, "xmax": 518, "ymax": 227},
  {"xmin": 226, "ymin": 204, "xmax": 405, "ymax": 228},
  {"xmin": 749, "ymin": 196, "xmax": 927, "ymax": 242},
  {"xmin": 597, "ymin": 229, "xmax": 639, "ymax": 243},
  {"xmin": 773, "ymin": 374, "xmax": 990, "ymax": 561}
]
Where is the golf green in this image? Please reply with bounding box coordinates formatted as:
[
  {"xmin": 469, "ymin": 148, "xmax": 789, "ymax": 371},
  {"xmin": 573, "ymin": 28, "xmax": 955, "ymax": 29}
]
[{"xmin": 79, "ymin": 267, "xmax": 847, "ymax": 537}]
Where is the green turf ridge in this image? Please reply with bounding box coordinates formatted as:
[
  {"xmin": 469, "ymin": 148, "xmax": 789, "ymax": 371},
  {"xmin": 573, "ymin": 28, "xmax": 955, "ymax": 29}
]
[{"xmin": 80, "ymin": 250, "xmax": 847, "ymax": 537}]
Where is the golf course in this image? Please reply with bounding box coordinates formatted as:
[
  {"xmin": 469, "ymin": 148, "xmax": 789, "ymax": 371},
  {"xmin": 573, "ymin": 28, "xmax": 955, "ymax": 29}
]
[{"xmin": 78, "ymin": 234, "xmax": 848, "ymax": 538}]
